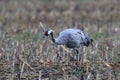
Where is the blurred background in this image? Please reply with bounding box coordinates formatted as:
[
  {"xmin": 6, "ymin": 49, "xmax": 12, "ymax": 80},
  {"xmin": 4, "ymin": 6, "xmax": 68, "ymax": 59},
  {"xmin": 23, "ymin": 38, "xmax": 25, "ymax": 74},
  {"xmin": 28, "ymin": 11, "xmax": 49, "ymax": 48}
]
[{"xmin": 0, "ymin": 0, "xmax": 120, "ymax": 80}]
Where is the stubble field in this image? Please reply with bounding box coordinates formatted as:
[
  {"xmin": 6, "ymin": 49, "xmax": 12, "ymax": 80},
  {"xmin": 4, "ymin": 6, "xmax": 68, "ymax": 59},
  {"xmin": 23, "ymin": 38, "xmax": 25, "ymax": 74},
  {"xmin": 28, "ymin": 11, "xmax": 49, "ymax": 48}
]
[{"xmin": 0, "ymin": 0, "xmax": 120, "ymax": 80}]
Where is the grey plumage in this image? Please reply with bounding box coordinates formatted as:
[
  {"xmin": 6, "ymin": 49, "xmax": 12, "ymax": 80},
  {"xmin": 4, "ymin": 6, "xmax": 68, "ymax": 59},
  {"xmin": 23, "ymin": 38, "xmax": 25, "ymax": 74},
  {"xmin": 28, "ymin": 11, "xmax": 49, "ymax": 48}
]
[{"xmin": 45, "ymin": 28, "xmax": 93, "ymax": 48}]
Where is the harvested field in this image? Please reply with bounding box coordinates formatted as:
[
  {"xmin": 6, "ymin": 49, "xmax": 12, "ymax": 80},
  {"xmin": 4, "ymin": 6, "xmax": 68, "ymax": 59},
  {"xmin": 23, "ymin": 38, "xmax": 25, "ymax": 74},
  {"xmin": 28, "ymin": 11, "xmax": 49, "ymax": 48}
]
[{"xmin": 0, "ymin": 0, "xmax": 120, "ymax": 80}]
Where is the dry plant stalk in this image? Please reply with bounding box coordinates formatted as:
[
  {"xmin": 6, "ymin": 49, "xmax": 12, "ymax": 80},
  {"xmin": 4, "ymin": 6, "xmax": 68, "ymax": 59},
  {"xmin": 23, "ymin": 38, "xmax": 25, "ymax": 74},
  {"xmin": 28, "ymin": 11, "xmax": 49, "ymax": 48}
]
[
  {"xmin": 118, "ymin": 73, "xmax": 120, "ymax": 80},
  {"xmin": 19, "ymin": 56, "xmax": 35, "ymax": 71},
  {"xmin": 96, "ymin": 71, "xmax": 99, "ymax": 80},
  {"xmin": 83, "ymin": 48, "xmax": 87, "ymax": 64},
  {"xmin": 39, "ymin": 71, "xmax": 42, "ymax": 80},
  {"xmin": 39, "ymin": 43, "xmax": 44, "ymax": 54},
  {"xmin": 63, "ymin": 74, "xmax": 68, "ymax": 80},
  {"xmin": 102, "ymin": 61, "xmax": 112, "ymax": 68},
  {"xmin": 86, "ymin": 61, "xmax": 89, "ymax": 73},
  {"xmin": 39, "ymin": 22, "xmax": 45, "ymax": 32},
  {"xmin": 87, "ymin": 73, "xmax": 92, "ymax": 80},
  {"xmin": 58, "ymin": 45, "xmax": 69, "ymax": 53},
  {"xmin": 20, "ymin": 61, "xmax": 25, "ymax": 78},
  {"xmin": 108, "ymin": 71, "xmax": 112, "ymax": 80},
  {"xmin": 11, "ymin": 48, "xmax": 16, "ymax": 80}
]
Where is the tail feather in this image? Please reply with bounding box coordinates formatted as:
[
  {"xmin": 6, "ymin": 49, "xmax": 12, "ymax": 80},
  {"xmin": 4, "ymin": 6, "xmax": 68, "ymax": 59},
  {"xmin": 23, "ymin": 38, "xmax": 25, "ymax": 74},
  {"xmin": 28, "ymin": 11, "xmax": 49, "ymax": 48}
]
[
  {"xmin": 90, "ymin": 39, "xmax": 93, "ymax": 46},
  {"xmin": 83, "ymin": 39, "xmax": 93, "ymax": 47}
]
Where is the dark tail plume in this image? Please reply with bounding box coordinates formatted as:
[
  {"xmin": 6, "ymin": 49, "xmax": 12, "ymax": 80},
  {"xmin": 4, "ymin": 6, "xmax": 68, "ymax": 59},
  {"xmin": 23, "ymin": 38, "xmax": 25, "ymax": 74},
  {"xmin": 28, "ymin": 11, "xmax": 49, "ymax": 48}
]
[{"xmin": 83, "ymin": 39, "xmax": 93, "ymax": 47}]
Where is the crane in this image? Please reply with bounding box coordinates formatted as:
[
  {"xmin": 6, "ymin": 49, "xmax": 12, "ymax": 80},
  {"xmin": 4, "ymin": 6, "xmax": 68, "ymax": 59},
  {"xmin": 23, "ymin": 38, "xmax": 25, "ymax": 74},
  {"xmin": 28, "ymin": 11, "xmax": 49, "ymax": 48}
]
[{"xmin": 44, "ymin": 28, "xmax": 93, "ymax": 59}]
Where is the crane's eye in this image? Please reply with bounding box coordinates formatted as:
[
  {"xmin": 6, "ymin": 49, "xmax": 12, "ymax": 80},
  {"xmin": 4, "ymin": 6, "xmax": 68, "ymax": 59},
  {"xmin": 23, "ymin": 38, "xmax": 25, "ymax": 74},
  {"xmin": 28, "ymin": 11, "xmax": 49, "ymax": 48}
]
[{"xmin": 44, "ymin": 31, "xmax": 48, "ymax": 36}]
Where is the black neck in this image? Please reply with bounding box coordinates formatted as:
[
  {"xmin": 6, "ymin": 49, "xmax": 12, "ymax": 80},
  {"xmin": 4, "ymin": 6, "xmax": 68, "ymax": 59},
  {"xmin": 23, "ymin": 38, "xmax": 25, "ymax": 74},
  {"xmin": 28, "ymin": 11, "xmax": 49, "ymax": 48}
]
[{"xmin": 50, "ymin": 32, "xmax": 55, "ymax": 43}]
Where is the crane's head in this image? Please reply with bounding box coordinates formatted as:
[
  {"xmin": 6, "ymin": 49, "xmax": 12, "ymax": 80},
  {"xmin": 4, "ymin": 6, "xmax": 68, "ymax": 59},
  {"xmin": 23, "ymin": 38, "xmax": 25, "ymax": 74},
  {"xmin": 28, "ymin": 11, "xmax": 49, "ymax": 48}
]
[{"xmin": 44, "ymin": 29, "xmax": 54, "ymax": 36}]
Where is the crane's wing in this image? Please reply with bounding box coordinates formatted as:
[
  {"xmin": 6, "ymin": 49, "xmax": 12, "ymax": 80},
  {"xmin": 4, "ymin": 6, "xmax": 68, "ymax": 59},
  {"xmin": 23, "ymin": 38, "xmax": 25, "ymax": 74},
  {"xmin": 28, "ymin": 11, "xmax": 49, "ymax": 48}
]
[
  {"xmin": 68, "ymin": 29, "xmax": 93, "ymax": 47},
  {"xmin": 55, "ymin": 29, "xmax": 81, "ymax": 48},
  {"xmin": 78, "ymin": 30, "xmax": 93, "ymax": 47}
]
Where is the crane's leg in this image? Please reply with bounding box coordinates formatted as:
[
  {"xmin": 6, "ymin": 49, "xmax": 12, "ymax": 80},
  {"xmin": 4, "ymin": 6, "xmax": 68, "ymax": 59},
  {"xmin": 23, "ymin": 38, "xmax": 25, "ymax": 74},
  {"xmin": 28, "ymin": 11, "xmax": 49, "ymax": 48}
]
[
  {"xmin": 75, "ymin": 49, "xmax": 79, "ymax": 63},
  {"xmin": 75, "ymin": 49, "xmax": 79, "ymax": 55},
  {"xmin": 73, "ymin": 49, "xmax": 80, "ymax": 69},
  {"xmin": 73, "ymin": 49, "xmax": 79, "ymax": 61}
]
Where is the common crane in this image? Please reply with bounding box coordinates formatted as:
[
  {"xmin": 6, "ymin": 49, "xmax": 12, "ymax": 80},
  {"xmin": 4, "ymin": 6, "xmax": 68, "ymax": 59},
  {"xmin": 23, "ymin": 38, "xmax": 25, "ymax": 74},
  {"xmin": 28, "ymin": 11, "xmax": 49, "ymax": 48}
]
[{"xmin": 44, "ymin": 28, "xmax": 93, "ymax": 57}]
